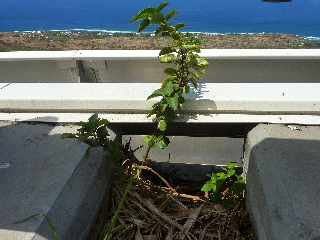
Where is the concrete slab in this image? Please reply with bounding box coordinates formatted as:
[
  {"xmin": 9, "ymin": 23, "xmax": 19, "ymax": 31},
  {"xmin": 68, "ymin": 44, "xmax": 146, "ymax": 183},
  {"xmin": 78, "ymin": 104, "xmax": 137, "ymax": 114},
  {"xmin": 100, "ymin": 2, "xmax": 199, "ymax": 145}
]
[
  {"xmin": 0, "ymin": 122, "xmax": 111, "ymax": 240},
  {"xmin": 123, "ymin": 135, "xmax": 244, "ymax": 165},
  {"xmin": 244, "ymin": 124, "xmax": 320, "ymax": 240}
]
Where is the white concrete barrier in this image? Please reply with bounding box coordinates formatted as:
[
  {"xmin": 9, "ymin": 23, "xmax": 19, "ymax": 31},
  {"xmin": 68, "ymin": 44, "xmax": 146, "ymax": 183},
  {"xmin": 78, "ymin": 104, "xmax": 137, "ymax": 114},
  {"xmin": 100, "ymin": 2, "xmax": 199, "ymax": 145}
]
[
  {"xmin": 0, "ymin": 83, "xmax": 320, "ymax": 114},
  {"xmin": 0, "ymin": 50, "xmax": 319, "ymax": 83},
  {"xmin": 0, "ymin": 61, "xmax": 80, "ymax": 83}
]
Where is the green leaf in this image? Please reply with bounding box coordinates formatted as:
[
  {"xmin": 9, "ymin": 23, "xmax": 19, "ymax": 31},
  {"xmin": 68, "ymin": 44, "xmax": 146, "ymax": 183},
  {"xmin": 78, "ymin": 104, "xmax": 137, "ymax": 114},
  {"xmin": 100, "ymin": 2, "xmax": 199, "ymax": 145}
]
[
  {"xmin": 201, "ymin": 182, "xmax": 212, "ymax": 193},
  {"xmin": 190, "ymin": 78, "xmax": 198, "ymax": 88},
  {"xmin": 211, "ymin": 192, "xmax": 223, "ymax": 203},
  {"xmin": 144, "ymin": 135, "xmax": 156, "ymax": 147},
  {"xmin": 178, "ymin": 96, "xmax": 185, "ymax": 104},
  {"xmin": 165, "ymin": 10, "xmax": 177, "ymax": 20},
  {"xmin": 196, "ymin": 57, "xmax": 209, "ymax": 67},
  {"xmin": 202, "ymin": 161, "xmax": 246, "ymax": 205},
  {"xmin": 147, "ymin": 89, "xmax": 163, "ymax": 100},
  {"xmin": 160, "ymin": 103, "xmax": 168, "ymax": 113},
  {"xmin": 183, "ymin": 85, "xmax": 190, "ymax": 94},
  {"xmin": 84, "ymin": 113, "xmax": 99, "ymax": 132},
  {"xmin": 167, "ymin": 95, "xmax": 179, "ymax": 110},
  {"xmin": 159, "ymin": 54, "xmax": 176, "ymax": 63},
  {"xmin": 162, "ymin": 75, "xmax": 177, "ymax": 86},
  {"xmin": 147, "ymin": 102, "xmax": 161, "ymax": 118},
  {"xmin": 201, "ymin": 181, "xmax": 215, "ymax": 193},
  {"xmin": 158, "ymin": 119, "xmax": 167, "ymax": 131},
  {"xmin": 226, "ymin": 168, "xmax": 236, "ymax": 178},
  {"xmin": 216, "ymin": 172, "xmax": 227, "ymax": 184},
  {"xmin": 151, "ymin": 12, "xmax": 164, "ymax": 24},
  {"xmin": 226, "ymin": 162, "xmax": 238, "ymax": 170},
  {"xmin": 191, "ymin": 71, "xmax": 202, "ymax": 80},
  {"xmin": 182, "ymin": 44, "xmax": 198, "ymax": 50},
  {"xmin": 159, "ymin": 47, "xmax": 176, "ymax": 56},
  {"xmin": 131, "ymin": 8, "xmax": 156, "ymax": 22},
  {"xmin": 171, "ymin": 32, "xmax": 181, "ymax": 40},
  {"xmin": 162, "ymin": 80, "xmax": 177, "ymax": 96},
  {"xmin": 157, "ymin": 1, "xmax": 168, "ymax": 11},
  {"xmin": 138, "ymin": 19, "xmax": 151, "ymax": 32},
  {"xmin": 96, "ymin": 126, "xmax": 110, "ymax": 139},
  {"xmin": 97, "ymin": 118, "xmax": 110, "ymax": 128},
  {"xmin": 157, "ymin": 136, "xmax": 170, "ymax": 149},
  {"xmin": 88, "ymin": 113, "xmax": 99, "ymax": 123},
  {"xmin": 175, "ymin": 23, "xmax": 185, "ymax": 30},
  {"xmin": 164, "ymin": 68, "xmax": 177, "ymax": 76}
]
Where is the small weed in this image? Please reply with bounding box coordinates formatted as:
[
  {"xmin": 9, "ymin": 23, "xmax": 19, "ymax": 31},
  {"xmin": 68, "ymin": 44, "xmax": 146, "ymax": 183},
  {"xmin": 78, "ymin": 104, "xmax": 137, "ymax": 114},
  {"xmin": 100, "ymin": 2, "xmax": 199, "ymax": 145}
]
[
  {"xmin": 62, "ymin": 113, "xmax": 111, "ymax": 148},
  {"xmin": 201, "ymin": 162, "xmax": 246, "ymax": 208}
]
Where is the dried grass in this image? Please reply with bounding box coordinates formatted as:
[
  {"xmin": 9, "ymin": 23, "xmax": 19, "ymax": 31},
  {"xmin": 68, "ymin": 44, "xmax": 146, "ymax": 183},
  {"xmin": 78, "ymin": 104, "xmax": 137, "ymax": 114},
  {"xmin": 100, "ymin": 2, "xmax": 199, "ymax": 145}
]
[
  {"xmin": 90, "ymin": 140, "xmax": 255, "ymax": 240},
  {"xmin": 105, "ymin": 177, "xmax": 255, "ymax": 240}
]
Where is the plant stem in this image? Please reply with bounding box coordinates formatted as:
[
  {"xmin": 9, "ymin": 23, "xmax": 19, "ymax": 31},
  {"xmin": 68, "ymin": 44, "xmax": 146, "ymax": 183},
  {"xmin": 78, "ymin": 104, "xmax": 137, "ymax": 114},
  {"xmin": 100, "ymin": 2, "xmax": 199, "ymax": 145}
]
[
  {"xmin": 103, "ymin": 176, "xmax": 133, "ymax": 240},
  {"xmin": 136, "ymin": 165, "xmax": 174, "ymax": 190},
  {"xmin": 143, "ymin": 144, "xmax": 152, "ymax": 163}
]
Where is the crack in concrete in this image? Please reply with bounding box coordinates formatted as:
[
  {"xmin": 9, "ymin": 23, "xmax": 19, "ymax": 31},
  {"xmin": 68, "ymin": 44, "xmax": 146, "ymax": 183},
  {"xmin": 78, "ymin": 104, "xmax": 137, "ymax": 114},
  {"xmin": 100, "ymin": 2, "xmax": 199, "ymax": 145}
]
[{"xmin": 0, "ymin": 83, "xmax": 13, "ymax": 90}]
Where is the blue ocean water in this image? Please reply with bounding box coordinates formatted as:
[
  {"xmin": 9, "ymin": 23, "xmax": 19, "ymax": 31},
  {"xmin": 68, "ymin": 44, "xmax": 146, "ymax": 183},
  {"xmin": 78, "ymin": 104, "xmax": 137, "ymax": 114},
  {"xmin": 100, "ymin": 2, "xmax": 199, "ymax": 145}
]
[{"xmin": 0, "ymin": 0, "xmax": 320, "ymax": 37}]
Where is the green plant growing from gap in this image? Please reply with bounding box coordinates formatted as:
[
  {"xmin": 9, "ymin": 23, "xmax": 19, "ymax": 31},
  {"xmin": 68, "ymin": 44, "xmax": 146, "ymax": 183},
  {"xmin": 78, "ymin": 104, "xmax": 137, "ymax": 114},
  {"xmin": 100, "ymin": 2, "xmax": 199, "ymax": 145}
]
[
  {"xmin": 62, "ymin": 113, "xmax": 122, "ymax": 160},
  {"xmin": 201, "ymin": 162, "xmax": 245, "ymax": 208},
  {"xmin": 131, "ymin": 1, "xmax": 209, "ymax": 162},
  {"xmin": 63, "ymin": 2, "xmax": 210, "ymax": 239},
  {"xmin": 62, "ymin": 113, "xmax": 110, "ymax": 147}
]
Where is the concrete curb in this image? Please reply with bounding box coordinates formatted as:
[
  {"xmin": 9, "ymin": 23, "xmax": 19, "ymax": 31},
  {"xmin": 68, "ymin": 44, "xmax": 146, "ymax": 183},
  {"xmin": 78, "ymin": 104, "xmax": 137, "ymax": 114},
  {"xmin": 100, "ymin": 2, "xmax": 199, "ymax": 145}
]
[
  {"xmin": 0, "ymin": 122, "xmax": 114, "ymax": 240},
  {"xmin": 244, "ymin": 124, "xmax": 320, "ymax": 240},
  {"xmin": 33, "ymin": 147, "xmax": 112, "ymax": 240}
]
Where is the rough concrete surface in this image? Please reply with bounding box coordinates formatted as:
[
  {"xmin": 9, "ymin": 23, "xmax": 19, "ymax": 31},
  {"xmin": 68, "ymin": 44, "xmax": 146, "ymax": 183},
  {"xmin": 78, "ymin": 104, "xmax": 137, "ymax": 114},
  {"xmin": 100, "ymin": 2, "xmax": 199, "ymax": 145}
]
[
  {"xmin": 0, "ymin": 122, "xmax": 111, "ymax": 240},
  {"xmin": 244, "ymin": 124, "xmax": 320, "ymax": 240},
  {"xmin": 123, "ymin": 135, "xmax": 244, "ymax": 165}
]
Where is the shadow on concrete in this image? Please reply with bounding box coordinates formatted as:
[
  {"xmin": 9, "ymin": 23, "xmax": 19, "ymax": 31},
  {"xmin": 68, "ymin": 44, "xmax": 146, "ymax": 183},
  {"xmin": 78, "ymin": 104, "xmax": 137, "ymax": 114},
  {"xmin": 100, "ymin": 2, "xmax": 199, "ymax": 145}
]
[
  {"xmin": 108, "ymin": 82, "xmax": 256, "ymax": 137},
  {"xmin": 150, "ymin": 161, "xmax": 225, "ymax": 193},
  {"xmin": 109, "ymin": 121, "xmax": 255, "ymax": 138}
]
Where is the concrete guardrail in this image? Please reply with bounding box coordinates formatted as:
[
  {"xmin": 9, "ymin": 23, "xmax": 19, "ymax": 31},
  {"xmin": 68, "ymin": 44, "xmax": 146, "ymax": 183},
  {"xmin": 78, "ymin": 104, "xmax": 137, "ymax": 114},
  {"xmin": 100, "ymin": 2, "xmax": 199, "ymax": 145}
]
[{"xmin": 0, "ymin": 49, "xmax": 320, "ymax": 83}]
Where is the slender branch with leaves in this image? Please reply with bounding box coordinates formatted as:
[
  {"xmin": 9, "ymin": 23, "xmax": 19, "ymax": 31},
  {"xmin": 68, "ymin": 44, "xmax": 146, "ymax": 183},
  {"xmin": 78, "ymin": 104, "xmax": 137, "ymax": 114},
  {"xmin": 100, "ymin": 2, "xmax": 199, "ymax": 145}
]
[{"xmin": 131, "ymin": 1, "xmax": 209, "ymax": 161}]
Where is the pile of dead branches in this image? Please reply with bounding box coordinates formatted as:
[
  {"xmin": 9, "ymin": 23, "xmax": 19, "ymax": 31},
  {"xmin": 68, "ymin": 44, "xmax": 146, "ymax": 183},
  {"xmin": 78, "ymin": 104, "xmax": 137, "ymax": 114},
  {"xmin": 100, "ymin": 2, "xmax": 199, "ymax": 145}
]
[
  {"xmin": 106, "ymin": 179, "xmax": 255, "ymax": 240},
  {"xmin": 89, "ymin": 140, "xmax": 255, "ymax": 240}
]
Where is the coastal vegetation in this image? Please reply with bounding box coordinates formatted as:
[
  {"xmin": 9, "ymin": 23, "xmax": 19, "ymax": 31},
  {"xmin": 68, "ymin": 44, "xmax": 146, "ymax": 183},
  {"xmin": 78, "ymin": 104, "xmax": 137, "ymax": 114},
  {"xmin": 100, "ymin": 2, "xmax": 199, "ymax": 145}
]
[{"xmin": 0, "ymin": 31, "xmax": 319, "ymax": 52}]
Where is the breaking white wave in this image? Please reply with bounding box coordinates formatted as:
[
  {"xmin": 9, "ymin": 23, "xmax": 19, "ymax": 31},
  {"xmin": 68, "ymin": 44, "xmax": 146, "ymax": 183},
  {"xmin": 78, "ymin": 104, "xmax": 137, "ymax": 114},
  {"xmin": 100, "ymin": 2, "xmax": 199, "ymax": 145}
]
[{"xmin": 12, "ymin": 28, "xmax": 320, "ymax": 41}]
